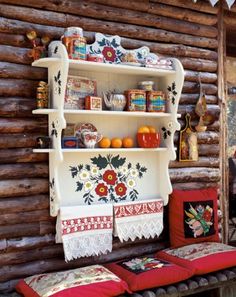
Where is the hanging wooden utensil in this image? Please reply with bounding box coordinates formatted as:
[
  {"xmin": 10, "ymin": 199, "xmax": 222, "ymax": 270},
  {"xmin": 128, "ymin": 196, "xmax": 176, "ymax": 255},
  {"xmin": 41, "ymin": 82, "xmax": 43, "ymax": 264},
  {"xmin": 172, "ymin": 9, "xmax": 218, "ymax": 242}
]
[
  {"xmin": 179, "ymin": 113, "xmax": 198, "ymax": 162},
  {"xmin": 195, "ymin": 75, "xmax": 207, "ymax": 132}
]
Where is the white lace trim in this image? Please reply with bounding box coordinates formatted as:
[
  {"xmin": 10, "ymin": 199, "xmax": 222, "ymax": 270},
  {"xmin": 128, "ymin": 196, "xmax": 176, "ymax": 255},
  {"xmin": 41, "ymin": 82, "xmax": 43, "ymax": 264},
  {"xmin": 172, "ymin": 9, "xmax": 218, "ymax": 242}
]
[
  {"xmin": 114, "ymin": 215, "xmax": 163, "ymax": 242},
  {"xmin": 62, "ymin": 233, "xmax": 112, "ymax": 261}
]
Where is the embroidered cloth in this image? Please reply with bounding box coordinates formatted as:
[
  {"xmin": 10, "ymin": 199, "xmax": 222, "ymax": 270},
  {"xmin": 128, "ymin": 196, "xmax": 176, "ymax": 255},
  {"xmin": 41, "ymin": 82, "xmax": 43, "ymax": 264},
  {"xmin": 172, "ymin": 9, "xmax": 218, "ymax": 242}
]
[
  {"xmin": 56, "ymin": 204, "xmax": 113, "ymax": 261},
  {"xmin": 193, "ymin": 0, "xmax": 235, "ymax": 9},
  {"xmin": 113, "ymin": 199, "xmax": 164, "ymax": 242}
]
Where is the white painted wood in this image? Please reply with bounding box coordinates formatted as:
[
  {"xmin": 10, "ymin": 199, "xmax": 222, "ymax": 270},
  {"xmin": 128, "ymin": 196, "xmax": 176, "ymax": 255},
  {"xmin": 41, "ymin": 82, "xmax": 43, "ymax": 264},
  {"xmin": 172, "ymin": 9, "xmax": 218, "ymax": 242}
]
[{"xmin": 32, "ymin": 40, "xmax": 184, "ymax": 215}]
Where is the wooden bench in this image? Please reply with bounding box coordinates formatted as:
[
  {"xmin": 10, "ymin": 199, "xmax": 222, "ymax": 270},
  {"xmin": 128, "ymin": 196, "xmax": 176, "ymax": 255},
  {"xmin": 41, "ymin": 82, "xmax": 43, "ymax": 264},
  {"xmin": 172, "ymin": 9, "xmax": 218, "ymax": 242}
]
[{"xmin": 119, "ymin": 267, "xmax": 236, "ymax": 297}]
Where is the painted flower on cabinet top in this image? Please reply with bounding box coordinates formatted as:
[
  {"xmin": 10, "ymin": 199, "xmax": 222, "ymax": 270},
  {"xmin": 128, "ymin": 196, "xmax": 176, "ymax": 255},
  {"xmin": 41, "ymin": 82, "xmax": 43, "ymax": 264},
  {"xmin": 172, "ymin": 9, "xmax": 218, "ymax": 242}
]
[{"xmin": 70, "ymin": 154, "xmax": 147, "ymax": 204}]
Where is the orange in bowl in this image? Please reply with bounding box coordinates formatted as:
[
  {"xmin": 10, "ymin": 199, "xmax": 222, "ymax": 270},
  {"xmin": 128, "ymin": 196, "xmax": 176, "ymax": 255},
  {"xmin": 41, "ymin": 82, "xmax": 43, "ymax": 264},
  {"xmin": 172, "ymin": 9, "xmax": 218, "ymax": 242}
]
[
  {"xmin": 111, "ymin": 137, "xmax": 122, "ymax": 148},
  {"xmin": 147, "ymin": 126, "xmax": 156, "ymax": 133},
  {"xmin": 99, "ymin": 137, "xmax": 111, "ymax": 148},
  {"xmin": 138, "ymin": 126, "xmax": 150, "ymax": 133},
  {"xmin": 122, "ymin": 137, "xmax": 134, "ymax": 148}
]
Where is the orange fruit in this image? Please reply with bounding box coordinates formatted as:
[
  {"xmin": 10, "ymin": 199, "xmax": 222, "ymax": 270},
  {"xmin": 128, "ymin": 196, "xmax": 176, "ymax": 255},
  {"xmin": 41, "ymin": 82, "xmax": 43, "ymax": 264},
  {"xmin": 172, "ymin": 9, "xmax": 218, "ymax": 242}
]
[
  {"xmin": 122, "ymin": 137, "xmax": 134, "ymax": 148},
  {"xmin": 138, "ymin": 126, "xmax": 150, "ymax": 133},
  {"xmin": 98, "ymin": 137, "xmax": 111, "ymax": 148},
  {"xmin": 147, "ymin": 126, "xmax": 156, "ymax": 133},
  {"xmin": 111, "ymin": 137, "xmax": 122, "ymax": 148}
]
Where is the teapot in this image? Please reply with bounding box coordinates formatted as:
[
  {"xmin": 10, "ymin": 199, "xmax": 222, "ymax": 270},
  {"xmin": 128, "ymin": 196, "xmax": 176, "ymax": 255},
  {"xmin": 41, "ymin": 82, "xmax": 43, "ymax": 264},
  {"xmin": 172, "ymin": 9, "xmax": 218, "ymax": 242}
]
[{"xmin": 102, "ymin": 90, "xmax": 126, "ymax": 111}]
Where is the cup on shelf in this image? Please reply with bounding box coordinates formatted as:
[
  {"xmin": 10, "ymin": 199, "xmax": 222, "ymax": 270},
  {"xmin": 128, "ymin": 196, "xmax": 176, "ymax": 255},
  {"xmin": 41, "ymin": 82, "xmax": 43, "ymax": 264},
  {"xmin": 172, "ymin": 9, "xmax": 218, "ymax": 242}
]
[
  {"xmin": 81, "ymin": 131, "xmax": 103, "ymax": 148},
  {"xmin": 37, "ymin": 136, "xmax": 51, "ymax": 149}
]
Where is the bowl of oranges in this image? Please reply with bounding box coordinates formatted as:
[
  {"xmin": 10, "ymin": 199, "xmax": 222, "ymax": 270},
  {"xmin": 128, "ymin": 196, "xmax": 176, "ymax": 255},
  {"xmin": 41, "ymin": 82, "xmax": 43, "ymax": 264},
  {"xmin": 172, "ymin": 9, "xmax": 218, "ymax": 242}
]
[{"xmin": 137, "ymin": 126, "xmax": 160, "ymax": 148}]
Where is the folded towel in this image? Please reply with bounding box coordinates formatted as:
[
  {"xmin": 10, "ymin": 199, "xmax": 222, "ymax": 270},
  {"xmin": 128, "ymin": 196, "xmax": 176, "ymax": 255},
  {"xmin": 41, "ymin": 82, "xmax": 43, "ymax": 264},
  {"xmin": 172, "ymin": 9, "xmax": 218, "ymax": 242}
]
[
  {"xmin": 114, "ymin": 199, "xmax": 164, "ymax": 242},
  {"xmin": 56, "ymin": 204, "xmax": 113, "ymax": 261}
]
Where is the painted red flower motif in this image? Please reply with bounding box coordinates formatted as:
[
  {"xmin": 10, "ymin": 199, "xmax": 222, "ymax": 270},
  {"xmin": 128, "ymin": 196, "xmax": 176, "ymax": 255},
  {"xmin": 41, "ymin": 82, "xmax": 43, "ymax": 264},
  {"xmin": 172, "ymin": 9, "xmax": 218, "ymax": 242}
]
[
  {"xmin": 202, "ymin": 209, "xmax": 212, "ymax": 222},
  {"xmin": 103, "ymin": 170, "xmax": 117, "ymax": 185},
  {"xmin": 95, "ymin": 183, "xmax": 108, "ymax": 197},
  {"xmin": 102, "ymin": 46, "xmax": 116, "ymax": 62},
  {"xmin": 115, "ymin": 183, "xmax": 127, "ymax": 196}
]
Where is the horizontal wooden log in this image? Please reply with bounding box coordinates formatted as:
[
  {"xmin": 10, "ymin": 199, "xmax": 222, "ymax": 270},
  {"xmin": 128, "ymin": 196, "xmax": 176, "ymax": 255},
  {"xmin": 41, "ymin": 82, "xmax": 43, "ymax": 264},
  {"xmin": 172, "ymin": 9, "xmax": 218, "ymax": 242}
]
[
  {"xmin": 0, "ymin": 32, "xmax": 30, "ymax": 48},
  {"xmin": 182, "ymin": 81, "xmax": 217, "ymax": 95},
  {"xmin": 0, "ymin": 45, "xmax": 32, "ymax": 65},
  {"xmin": 0, "ymin": 195, "xmax": 49, "ymax": 214},
  {"xmin": 0, "ymin": 245, "xmax": 63, "ymax": 266},
  {"xmin": 89, "ymin": 0, "xmax": 217, "ymax": 25},
  {"xmin": 0, "ymin": 178, "xmax": 49, "ymax": 198},
  {"xmin": 0, "ymin": 209, "xmax": 51, "ymax": 226},
  {"xmin": 198, "ymin": 144, "xmax": 220, "ymax": 156},
  {"xmin": 0, "ymin": 3, "xmax": 218, "ymax": 38},
  {"xmin": 172, "ymin": 182, "xmax": 219, "ymax": 190},
  {"xmin": 180, "ymin": 94, "xmax": 217, "ymax": 105},
  {"xmin": 178, "ymin": 104, "xmax": 220, "ymax": 121},
  {"xmin": 170, "ymin": 167, "xmax": 220, "ymax": 183},
  {"xmin": 0, "ymin": 118, "xmax": 47, "ymax": 133},
  {"xmin": 0, "ymin": 98, "xmax": 36, "ymax": 117},
  {"xmin": 178, "ymin": 119, "xmax": 220, "ymax": 132},
  {"xmin": 0, "ymin": 133, "xmax": 41, "ymax": 148},
  {"xmin": 120, "ymin": 37, "xmax": 218, "ymax": 60},
  {"xmin": 0, "ymin": 148, "xmax": 48, "ymax": 163},
  {"xmin": 170, "ymin": 157, "xmax": 219, "ymax": 168},
  {"xmin": 184, "ymin": 70, "xmax": 217, "ymax": 83},
  {"xmin": 0, "ymin": 241, "xmax": 162, "ymax": 282},
  {"xmin": 0, "ymin": 15, "xmax": 218, "ymax": 49},
  {"xmin": 0, "ymin": 62, "xmax": 47, "ymax": 80},
  {"xmin": 0, "ymin": 79, "xmax": 38, "ymax": 98},
  {"xmin": 0, "ymin": 279, "xmax": 20, "ymax": 293},
  {"xmin": 0, "ymin": 163, "xmax": 48, "ymax": 179},
  {"xmin": 0, "ymin": 234, "xmax": 54, "ymax": 253},
  {"xmin": 197, "ymin": 130, "xmax": 219, "ymax": 144},
  {"xmin": 180, "ymin": 57, "xmax": 217, "ymax": 72},
  {"xmin": 152, "ymin": 0, "xmax": 218, "ymax": 14}
]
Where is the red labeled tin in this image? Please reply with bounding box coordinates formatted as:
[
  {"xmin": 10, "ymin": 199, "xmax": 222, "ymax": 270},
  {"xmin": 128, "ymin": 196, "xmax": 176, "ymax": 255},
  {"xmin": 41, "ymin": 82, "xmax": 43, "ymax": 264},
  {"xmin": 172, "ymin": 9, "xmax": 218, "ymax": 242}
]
[{"xmin": 146, "ymin": 91, "xmax": 166, "ymax": 112}]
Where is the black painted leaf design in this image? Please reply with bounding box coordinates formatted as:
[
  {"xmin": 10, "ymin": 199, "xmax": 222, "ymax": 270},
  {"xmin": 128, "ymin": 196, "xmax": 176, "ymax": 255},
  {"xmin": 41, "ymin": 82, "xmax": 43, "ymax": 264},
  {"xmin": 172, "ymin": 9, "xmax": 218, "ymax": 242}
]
[
  {"xmin": 98, "ymin": 197, "xmax": 108, "ymax": 203},
  {"xmin": 128, "ymin": 162, "xmax": 132, "ymax": 169},
  {"xmin": 91, "ymin": 155, "xmax": 108, "ymax": 170},
  {"xmin": 76, "ymin": 181, "xmax": 83, "ymax": 192},
  {"xmin": 54, "ymin": 46, "xmax": 58, "ymax": 54},
  {"xmin": 85, "ymin": 164, "xmax": 90, "ymax": 171},
  {"xmin": 70, "ymin": 166, "xmax": 78, "ymax": 178},
  {"xmin": 111, "ymin": 38, "xmax": 119, "ymax": 48},
  {"xmin": 111, "ymin": 155, "xmax": 126, "ymax": 169}
]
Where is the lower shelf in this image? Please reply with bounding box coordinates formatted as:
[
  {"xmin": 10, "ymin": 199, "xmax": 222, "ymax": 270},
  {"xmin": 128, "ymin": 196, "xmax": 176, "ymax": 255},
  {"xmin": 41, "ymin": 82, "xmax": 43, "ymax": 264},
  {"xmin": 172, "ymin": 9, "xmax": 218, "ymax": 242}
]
[{"xmin": 33, "ymin": 147, "xmax": 168, "ymax": 153}]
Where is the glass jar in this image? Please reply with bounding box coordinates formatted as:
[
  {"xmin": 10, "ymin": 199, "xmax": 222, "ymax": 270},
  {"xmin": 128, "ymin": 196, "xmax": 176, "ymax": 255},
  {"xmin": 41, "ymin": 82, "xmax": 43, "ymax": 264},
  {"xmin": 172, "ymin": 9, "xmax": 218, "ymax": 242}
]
[{"xmin": 138, "ymin": 81, "xmax": 155, "ymax": 91}]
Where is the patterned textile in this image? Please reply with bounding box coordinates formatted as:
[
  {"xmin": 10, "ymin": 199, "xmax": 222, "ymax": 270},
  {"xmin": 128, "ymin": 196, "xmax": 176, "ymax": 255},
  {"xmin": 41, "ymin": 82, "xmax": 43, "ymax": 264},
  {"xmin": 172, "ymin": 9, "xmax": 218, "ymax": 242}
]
[
  {"xmin": 193, "ymin": 0, "xmax": 235, "ymax": 9},
  {"xmin": 16, "ymin": 265, "xmax": 129, "ymax": 297},
  {"xmin": 114, "ymin": 199, "xmax": 164, "ymax": 242},
  {"xmin": 56, "ymin": 204, "xmax": 113, "ymax": 261},
  {"xmin": 165, "ymin": 242, "xmax": 236, "ymax": 261}
]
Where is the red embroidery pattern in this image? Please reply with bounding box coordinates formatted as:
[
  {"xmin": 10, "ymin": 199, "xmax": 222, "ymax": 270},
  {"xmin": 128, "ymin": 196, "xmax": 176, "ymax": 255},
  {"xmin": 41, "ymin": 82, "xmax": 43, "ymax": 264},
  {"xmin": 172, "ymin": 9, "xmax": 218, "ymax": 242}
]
[
  {"xmin": 114, "ymin": 201, "xmax": 163, "ymax": 218},
  {"xmin": 62, "ymin": 216, "xmax": 113, "ymax": 235}
]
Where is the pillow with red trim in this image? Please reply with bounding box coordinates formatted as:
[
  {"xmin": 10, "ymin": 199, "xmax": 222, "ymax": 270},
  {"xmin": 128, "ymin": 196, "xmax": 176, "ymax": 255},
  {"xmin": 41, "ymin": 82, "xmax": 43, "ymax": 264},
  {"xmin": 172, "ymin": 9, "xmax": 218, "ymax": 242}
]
[
  {"xmin": 105, "ymin": 255, "xmax": 194, "ymax": 291},
  {"xmin": 156, "ymin": 242, "xmax": 236, "ymax": 275},
  {"xmin": 16, "ymin": 265, "xmax": 130, "ymax": 297},
  {"xmin": 169, "ymin": 187, "xmax": 219, "ymax": 248}
]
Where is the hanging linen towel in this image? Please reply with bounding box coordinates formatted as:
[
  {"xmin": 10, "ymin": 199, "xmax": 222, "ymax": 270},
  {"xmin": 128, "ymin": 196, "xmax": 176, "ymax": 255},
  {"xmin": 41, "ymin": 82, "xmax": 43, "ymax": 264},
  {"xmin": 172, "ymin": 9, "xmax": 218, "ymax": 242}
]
[
  {"xmin": 56, "ymin": 204, "xmax": 113, "ymax": 261},
  {"xmin": 114, "ymin": 199, "xmax": 164, "ymax": 242}
]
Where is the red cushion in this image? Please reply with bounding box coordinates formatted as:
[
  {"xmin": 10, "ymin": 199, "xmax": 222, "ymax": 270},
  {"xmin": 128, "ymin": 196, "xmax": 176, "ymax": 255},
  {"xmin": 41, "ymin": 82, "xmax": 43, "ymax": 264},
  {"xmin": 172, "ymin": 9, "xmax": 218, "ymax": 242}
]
[
  {"xmin": 16, "ymin": 265, "xmax": 130, "ymax": 297},
  {"xmin": 105, "ymin": 256, "xmax": 194, "ymax": 291},
  {"xmin": 169, "ymin": 188, "xmax": 219, "ymax": 248},
  {"xmin": 156, "ymin": 242, "xmax": 236, "ymax": 275}
]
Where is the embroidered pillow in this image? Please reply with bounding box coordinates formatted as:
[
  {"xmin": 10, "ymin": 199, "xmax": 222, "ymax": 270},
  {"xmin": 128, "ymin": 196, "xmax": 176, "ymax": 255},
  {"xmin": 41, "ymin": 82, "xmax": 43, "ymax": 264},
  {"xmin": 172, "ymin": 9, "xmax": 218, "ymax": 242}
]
[
  {"xmin": 169, "ymin": 188, "xmax": 219, "ymax": 248},
  {"xmin": 105, "ymin": 256, "xmax": 194, "ymax": 291},
  {"xmin": 16, "ymin": 265, "xmax": 130, "ymax": 297},
  {"xmin": 156, "ymin": 242, "xmax": 236, "ymax": 275}
]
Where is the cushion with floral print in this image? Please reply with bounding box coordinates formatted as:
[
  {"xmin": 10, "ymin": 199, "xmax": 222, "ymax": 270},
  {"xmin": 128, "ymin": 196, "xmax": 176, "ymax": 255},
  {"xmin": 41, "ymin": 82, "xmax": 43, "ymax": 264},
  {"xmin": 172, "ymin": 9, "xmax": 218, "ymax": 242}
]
[
  {"xmin": 16, "ymin": 265, "xmax": 130, "ymax": 297},
  {"xmin": 105, "ymin": 256, "xmax": 194, "ymax": 291},
  {"xmin": 169, "ymin": 188, "xmax": 219, "ymax": 248},
  {"xmin": 156, "ymin": 242, "xmax": 236, "ymax": 275}
]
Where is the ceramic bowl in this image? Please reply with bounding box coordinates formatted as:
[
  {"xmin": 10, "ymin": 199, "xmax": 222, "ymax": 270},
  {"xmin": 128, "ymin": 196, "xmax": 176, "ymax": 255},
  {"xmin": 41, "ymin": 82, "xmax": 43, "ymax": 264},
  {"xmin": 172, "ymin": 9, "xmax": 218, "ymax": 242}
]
[{"xmin": 137, "ymin": 132, "xmax": 160, "ymax": 148}]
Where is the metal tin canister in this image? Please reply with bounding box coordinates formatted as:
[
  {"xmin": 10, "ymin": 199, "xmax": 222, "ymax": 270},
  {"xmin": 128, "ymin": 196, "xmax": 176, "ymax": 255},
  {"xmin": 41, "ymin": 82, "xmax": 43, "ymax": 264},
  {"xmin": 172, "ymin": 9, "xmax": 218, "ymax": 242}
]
[
  {"xmin": 64, "ymin": 27, "xmax": 83, "ymax": 37},
  {"xmin": 62, "ymin": 36, "xmax": 87, "ymax": 60},
  {"xmin": 146, "ymin": 91, "xmax": 166, "ymax": 112},
  {"xmin": 125, "ymin": 89, "xmax": 146, "ymax": 112}
]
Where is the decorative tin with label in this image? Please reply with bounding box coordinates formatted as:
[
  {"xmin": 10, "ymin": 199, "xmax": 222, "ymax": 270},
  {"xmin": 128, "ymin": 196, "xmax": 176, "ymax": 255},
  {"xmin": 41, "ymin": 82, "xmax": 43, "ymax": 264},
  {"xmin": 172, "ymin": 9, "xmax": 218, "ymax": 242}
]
[
  {"xmin": 125, "ymin": 89, "xmax": 146, "ymax": 112},
  {"xmin": 64, "ymin": 76, "xmax": 97, "ymax": 110},
  {"xmin": 62, "ymin": 36, "xmax": 86, "ymax": 60},
  {"xmin": 62, "ymin": 136, "xmax": 78, "ymax": 148},
  {"xmin": 146, "ymin": 91, "xmax": 166, "ymax": 112},
  {"xmin": 85, "ymin": 96, "xmax": 102, "ymax": 110}
]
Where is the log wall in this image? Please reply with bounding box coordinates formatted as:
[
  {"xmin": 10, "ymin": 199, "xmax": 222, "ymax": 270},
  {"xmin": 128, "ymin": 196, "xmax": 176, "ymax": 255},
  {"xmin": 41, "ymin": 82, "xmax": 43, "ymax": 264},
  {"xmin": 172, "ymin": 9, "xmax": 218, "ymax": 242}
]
[{"xmin": 0, "ymin": 0, "xmax": 221, "ymax": 293}]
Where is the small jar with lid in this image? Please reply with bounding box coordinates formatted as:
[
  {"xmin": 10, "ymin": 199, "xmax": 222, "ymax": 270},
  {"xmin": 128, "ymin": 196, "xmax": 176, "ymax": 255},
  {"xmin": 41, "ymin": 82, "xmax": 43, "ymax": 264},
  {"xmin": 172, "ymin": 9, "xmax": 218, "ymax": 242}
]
[
  {"xmin": 64, "ymin": 27, "xmax": 83, "ymax": 37},
  {"xmin": 138, "ymin": 81, "xmax": 155, "ymax": 91}
]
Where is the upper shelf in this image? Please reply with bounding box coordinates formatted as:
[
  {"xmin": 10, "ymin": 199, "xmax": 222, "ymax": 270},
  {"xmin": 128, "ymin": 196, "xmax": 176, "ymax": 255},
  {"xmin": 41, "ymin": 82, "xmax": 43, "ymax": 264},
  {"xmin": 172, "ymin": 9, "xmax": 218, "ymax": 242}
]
[
  {"xmin": 32, "ymin": 58, "xmax": 176, "ymax": 77},
  {"xmin": 32, "ymin": 109, "xmax": 174, "ymax": 118}
]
